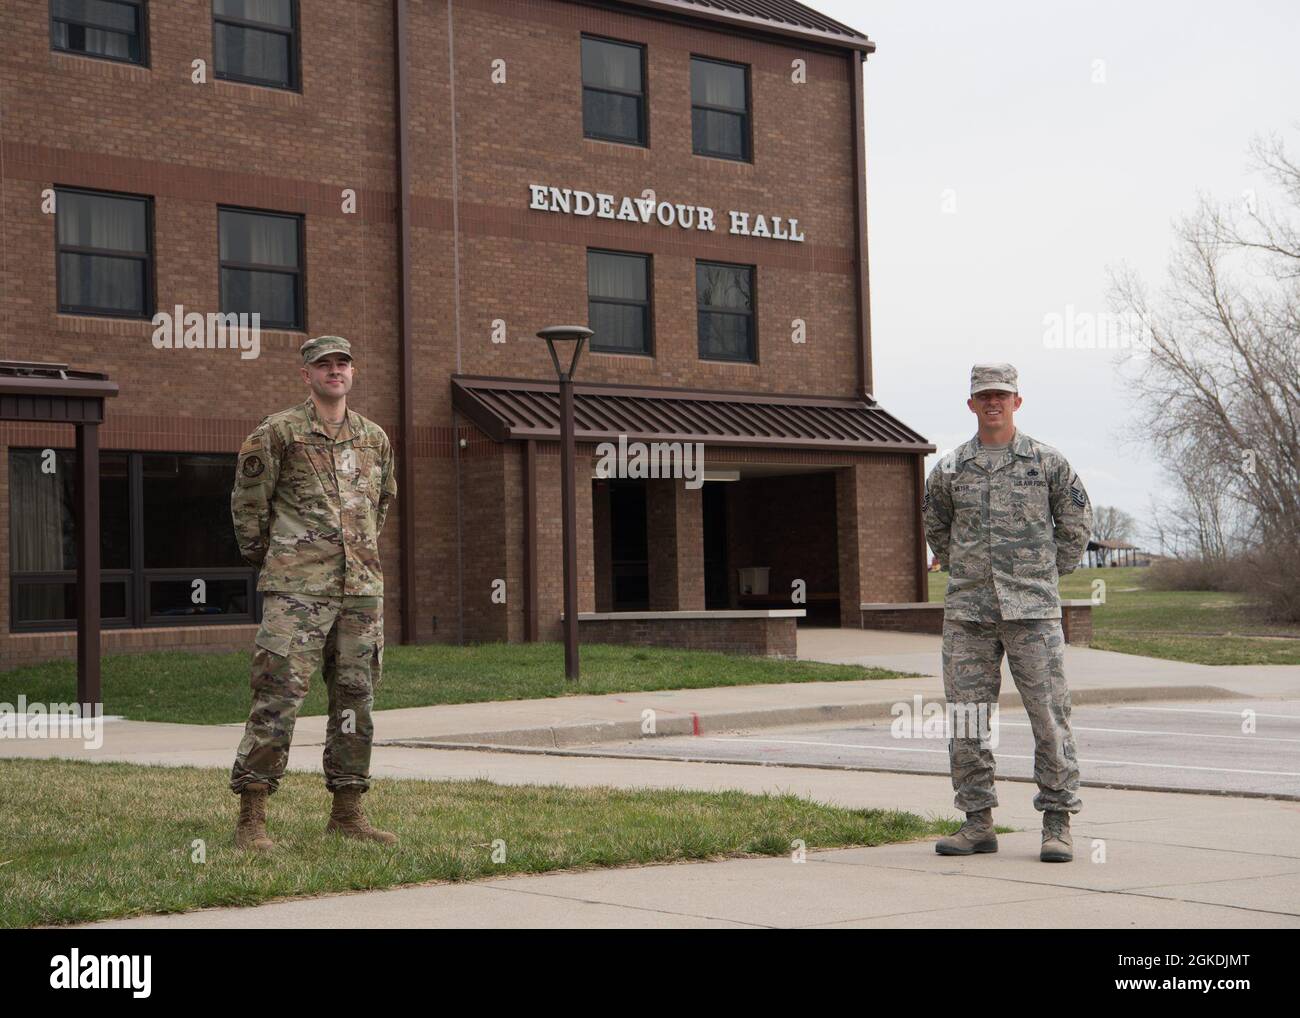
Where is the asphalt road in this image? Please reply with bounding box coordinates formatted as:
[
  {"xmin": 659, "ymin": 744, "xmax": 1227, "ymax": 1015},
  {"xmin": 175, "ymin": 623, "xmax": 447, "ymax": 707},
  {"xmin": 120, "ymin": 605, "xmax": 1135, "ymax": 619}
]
[{"xmin": 574, "ymin": 699, "xmax": 1300, "ymax": 798}]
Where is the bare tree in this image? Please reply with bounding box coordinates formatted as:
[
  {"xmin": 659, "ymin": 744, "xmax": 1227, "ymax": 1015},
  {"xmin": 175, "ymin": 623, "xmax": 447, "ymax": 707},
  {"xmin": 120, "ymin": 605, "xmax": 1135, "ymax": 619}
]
[{"xmin": 1110, "ymin": 131, "xmax": 1300, "ymax": 619}]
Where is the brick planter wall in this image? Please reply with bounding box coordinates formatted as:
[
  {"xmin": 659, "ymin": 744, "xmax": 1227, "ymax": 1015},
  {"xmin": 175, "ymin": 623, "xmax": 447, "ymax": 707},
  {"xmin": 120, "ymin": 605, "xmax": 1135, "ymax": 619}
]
[
  {"xmin": 2, "ymin": 624, "xmax": 257, "ymax": 671},
  {"xmin": 576, "ymin": 610, "xmax": 801, "ymax": 658}
]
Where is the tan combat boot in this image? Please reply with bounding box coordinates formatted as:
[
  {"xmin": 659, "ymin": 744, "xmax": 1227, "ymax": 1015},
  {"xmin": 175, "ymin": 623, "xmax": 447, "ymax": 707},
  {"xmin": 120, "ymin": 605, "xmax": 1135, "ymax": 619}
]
[
  {"xmin": 326, "ymin": 787, "xmax": 399, "ymax": 845},
  {"xmin": 935, "ymin": 808, "xmax": 998, "ymax": 855},
  {"xmin": 1041, "ymin": 811, "xmax": 1073, "ymax": 862},
  {"xmin": 235, "ymin": 782, "xmax": 275, "ymax": 851}
]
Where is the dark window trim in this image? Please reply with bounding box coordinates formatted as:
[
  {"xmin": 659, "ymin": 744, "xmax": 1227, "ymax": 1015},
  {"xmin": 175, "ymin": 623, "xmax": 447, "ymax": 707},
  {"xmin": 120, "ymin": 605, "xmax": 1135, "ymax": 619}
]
[
  {"xmin": 8, "ymin": 448, "xmax": 260, "ymax": 632},
  {"xmin": 587, "ymin": 248, "xmax": 654, "ymax": 357},
  {"xmin": 143, "ymin": 568, "xmax": 258, "ymax": 627},
  {"xmin": 696, "ymin": 259, "xmax": 758, "ymax": 364},
  {"xmin": 581, "ymin": 33, "xmax": 649, "ymax": 148},
  {"xmin": 690, "ymin": 54, "xmax": 753, "ymax": 163},
  {"xmin": 217, "ymin": 204, "xmax": 306, "ymax": 331},
  {"xmin": 212, "ymin": 0, "xmax": 301, "ymax": 92},
  {"xmin": 49, "ymin": 0, "xmax": 150, "ymax": 68},
  {"xmin": 53, "ymin": 185, "xmax": 156, "ymax": 320}
]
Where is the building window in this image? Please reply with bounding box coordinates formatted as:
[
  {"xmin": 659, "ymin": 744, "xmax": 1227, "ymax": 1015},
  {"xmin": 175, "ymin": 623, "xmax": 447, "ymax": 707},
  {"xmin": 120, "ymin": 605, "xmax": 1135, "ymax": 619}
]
[
  {"xmin": 50, "ymin": 0, "xmax": 147, "ymax": 65},
  {"xmin": 212, "ymin": 0, "xmax": 298, "ymax": 90},
  {"xmin": 55, "ymin": 187, "xmax": 153, "ymax": 319},
  {"xmin": 218, "ymin": 207, "xmax": 304, "ymax": 330},
  {"xmin": 8, "ymin": 449, "xmax": 257, "ymax": 631},
  {"xmin": 697, "ymin": 261, "xmax": 756, "ymax": 362},
  {"xmin": 581, "ymin": 36, "xmax": 646, "ymax": 146},
  {"xmin": 691, "ymin": 56, "xmax": 751, "ymax": 161},
  {"xmin": 588, "ymin": 250, "xmax": 651, "ymax": 355}
]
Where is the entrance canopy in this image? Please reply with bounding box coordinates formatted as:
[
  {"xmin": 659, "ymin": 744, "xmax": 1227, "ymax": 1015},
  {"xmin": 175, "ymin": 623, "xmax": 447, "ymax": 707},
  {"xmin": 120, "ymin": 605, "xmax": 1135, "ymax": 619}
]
[{"xmin": 451, "ymin": 375, "xmax": 934, "ymax": 454}]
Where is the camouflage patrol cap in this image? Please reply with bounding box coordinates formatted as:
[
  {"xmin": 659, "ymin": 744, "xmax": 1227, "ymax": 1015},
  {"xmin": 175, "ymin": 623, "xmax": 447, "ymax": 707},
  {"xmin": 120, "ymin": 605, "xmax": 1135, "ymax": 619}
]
[
  {"xmin": 970, "ymin": 362, "xmax": 1018, "ymax": 395},
  {"xmin": 300, "ymin": 335, "xmax": 353, "ymax": 365}
]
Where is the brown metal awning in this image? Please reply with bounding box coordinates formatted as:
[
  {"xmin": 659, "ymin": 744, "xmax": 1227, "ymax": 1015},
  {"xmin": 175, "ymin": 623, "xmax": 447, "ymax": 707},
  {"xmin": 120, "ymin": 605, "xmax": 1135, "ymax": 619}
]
[
  {"xmin": 0, "ymin": 360, "xmax": 118, "ymax": 421},
  {"xmin": 452, "ymin": 375, "xmax": 935, "ymax": 454},
  {"xmin": 0, "ymin": 361, "xmax": 119, "ymax": 707}
]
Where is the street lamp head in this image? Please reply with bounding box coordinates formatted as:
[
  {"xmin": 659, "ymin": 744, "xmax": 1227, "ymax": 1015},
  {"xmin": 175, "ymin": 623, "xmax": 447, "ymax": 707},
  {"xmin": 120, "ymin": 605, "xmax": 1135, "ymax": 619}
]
[{"xmin": 536, "ymin": 324, "xmax": 593, "ymax": 380}]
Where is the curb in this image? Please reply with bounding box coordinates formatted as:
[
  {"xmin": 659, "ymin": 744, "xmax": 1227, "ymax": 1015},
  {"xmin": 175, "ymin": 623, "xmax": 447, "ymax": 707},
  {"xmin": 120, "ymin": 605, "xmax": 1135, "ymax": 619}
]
[{"xmin": 381, "ymin": 684, "xmax": 1242, "ymax": 750}]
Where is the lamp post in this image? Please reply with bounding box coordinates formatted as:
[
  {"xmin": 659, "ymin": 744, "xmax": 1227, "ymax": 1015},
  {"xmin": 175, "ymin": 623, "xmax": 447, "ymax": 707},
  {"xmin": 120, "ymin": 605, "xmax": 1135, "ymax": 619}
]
[{"xmin": 537, "ymin": 325, "xmax": 592, "ymax": 681}]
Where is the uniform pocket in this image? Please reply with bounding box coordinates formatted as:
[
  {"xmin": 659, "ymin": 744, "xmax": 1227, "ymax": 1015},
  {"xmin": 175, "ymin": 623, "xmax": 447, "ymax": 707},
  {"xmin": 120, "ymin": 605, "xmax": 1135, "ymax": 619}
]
[
  {"xmin": 1012, "ymin": 487, "xmax": 1048, "ymax": 523},
  {"xmin": 254, "ymin": 629, "xmax": 293, "ymax": 658}
]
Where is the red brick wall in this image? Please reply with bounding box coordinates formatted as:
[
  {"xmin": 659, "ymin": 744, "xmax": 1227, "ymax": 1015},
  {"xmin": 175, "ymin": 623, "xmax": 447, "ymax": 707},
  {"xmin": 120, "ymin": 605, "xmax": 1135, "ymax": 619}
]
[
  {"xmin": 531, "ymin": 445, "xmax": 596, "ymax": 641},
  {"xmin": 0, "ymin": 1, "xmax": 924, "ymax": 660},
  {"xmin": 443, "ymin": 0, "xmax": 861, "ymax": 405},
  {"xmin": 645, "ymin": 479, "xmax": 704, "ymax": 610},
  {"xmin": 858, "ymin": 606, "xmax": 944, "ymax": 635},
  {"xmin": 837, "ymin": 455, "xmax": 922, "ymax": 625}
]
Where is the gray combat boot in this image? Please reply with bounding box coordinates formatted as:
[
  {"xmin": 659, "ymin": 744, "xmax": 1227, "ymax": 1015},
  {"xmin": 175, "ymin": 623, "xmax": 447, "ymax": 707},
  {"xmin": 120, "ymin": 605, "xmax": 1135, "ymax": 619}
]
[
  {"xmin": 1040, "ymin": 811, "xmax": 1073, "ymax": 862},
  {"xmin": 935, "ymin": 808, "xmax": 998, "ymax": 855}
]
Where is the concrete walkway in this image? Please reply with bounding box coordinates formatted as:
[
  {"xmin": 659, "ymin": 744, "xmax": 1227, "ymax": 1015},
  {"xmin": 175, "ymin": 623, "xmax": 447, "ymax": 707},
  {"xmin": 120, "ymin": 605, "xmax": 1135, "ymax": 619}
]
[{"xmin": 798, "ymin": 627, "xmax": 1300, "ymax": 699}]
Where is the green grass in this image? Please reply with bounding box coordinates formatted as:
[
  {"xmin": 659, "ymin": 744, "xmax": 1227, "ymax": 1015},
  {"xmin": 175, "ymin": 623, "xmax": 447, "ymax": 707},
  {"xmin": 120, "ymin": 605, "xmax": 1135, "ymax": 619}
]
[
  {"xmin": 0, "ymin": 640, "xmax": 909, "ymax": 726},
  {"xmin": 927, "ymin": 566, "xmax": 1300, "ymax": 665},
  {"xmin": 0, "ymin": 758, "xmax": 957, "ymax": 928}
]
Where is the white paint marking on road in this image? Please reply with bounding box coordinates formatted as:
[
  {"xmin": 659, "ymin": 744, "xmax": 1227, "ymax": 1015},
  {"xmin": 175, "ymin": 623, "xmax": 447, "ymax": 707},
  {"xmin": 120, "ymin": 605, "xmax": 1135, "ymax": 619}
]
[
  {"xmin": 696, "ymin": 738, "xmax": 1300, "ymax": 777},
  {"xmin": 694, "ymin": 738, "xmax": 949, "ymax": 756},
  {"xmin": 1111, "ymin": 706, "xmax": 1300, "ymax": 720},
  {"xmin": 998, "ymin": 721, "xmax": 1300, "ymax": 744}
]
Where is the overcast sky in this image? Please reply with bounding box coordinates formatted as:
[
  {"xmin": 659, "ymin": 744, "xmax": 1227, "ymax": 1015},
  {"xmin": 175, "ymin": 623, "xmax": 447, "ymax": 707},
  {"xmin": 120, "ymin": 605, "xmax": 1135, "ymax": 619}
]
[{"xmin": 814, "ymin": 0, "xmax": 1299, "ymax": 545}]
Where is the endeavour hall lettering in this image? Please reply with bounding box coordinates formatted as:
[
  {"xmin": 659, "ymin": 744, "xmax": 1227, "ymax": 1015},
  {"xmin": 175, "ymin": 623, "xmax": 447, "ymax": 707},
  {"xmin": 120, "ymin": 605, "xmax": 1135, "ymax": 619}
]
[{"xmin": 528, "ymin": 183, "xmax": 806, "ymax": 243}]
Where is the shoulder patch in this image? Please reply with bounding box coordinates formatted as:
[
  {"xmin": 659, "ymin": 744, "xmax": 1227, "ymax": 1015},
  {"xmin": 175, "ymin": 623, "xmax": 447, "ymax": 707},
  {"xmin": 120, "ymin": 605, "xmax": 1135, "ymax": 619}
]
[
  {"xmin": 1070, "ymin": 484, "xmax": 1086, "ymax": 508},
  {"xmin": 921, "ymin": 492, "xmax": 930, "ymax": 511},
  {"xmin": 242, "ymin": 455, "xmax": 265, "ymax": 478}
]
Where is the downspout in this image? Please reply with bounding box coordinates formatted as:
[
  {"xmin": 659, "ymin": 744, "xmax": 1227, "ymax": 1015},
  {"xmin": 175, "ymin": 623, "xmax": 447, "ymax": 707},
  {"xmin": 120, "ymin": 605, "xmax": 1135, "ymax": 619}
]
[
  {"xmin": 393, "ymin": 0, "xmax": 416, "ymax": 643},
  {"xmin": 849, "ymin": 48, "xmax": 873, "ymax": 403},
  {"xmin": 524, "ymin": 439, "xmax": 538, "ymax": 641}
]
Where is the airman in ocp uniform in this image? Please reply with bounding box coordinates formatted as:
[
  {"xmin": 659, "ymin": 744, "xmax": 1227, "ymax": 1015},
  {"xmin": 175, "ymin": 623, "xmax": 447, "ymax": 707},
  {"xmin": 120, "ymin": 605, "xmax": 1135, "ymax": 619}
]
[
  {"xmin": 228, "ymin": 334, "xmax": 400, "ymax": 851},
  {"xmin": 922, "ymin": 363, "xmax": 1092, "ymax": 862}
]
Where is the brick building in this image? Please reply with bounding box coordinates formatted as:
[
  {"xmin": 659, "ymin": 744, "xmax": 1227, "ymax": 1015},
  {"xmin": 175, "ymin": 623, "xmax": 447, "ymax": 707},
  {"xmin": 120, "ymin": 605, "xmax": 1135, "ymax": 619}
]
[{"xmin": 0, "ymin": 0, "xmax": 933, "ymax": 667}]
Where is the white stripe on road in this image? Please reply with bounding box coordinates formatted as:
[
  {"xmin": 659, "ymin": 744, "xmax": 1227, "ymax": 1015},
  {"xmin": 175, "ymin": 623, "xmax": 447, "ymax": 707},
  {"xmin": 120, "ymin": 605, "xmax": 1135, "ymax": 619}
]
[
  {"xmin": 998, "ymin": 721, "xmax": 1300, "ymax": 744},
  {"xmin": 1110, "ymin": 706, "xmax": 1300, "ymax": 720},
  {"xmin": 695, "ymin": 737, "xmax": 1300, "ymax": 778}
]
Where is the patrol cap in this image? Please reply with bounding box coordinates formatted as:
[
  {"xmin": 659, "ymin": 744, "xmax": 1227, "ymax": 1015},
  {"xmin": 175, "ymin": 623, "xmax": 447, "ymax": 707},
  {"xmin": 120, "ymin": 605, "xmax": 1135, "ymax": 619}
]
[
  {"xmin": 970, "ymin": 362, "xmax": 1018, "ymax": 395},
  {"xmin": 300, "ymin": 335, "xmax": 353, "ymax": 365}
]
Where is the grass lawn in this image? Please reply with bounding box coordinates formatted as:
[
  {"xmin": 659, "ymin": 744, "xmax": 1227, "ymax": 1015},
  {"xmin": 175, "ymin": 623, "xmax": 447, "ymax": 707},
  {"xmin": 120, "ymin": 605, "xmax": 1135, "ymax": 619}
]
[
  {"xmin": 0, "ymin": 641, "xmax": 911, "ymax": 726},
  {"xmin": 0, "ymin": 758, "xmax": 959, "ymax": 928},
  {"xmin": 927, "ymin": 566, "xmax": 1300, "ymax": 665}
]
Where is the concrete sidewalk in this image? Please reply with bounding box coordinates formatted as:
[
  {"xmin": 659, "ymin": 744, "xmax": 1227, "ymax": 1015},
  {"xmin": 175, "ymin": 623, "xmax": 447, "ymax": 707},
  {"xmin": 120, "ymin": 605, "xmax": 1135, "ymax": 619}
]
[
  {"xmin": 798, "ymin": 628, "xmax": 1300, "ymax": 698},
  {"xmin": 75, "ymin": 748, "xmax": 1300, "ymax": 928}
]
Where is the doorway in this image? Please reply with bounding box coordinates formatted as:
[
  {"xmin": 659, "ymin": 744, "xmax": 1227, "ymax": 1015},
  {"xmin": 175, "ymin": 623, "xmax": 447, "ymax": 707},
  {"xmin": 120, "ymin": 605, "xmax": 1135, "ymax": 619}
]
[{"xmin": 703, "ymin": 481, "xmax": 729, "ymax": 608}]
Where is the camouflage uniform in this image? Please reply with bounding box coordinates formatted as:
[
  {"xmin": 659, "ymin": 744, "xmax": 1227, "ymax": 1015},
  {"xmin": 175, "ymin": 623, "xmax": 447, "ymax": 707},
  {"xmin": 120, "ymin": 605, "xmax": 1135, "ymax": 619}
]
[
  {"xmin": 923, "ymin": 374, "xmax": 1092, "ymax": 816},
  {"xmin": 229, "ymin": 353, "xmax": 397, "ymax": 796}
]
